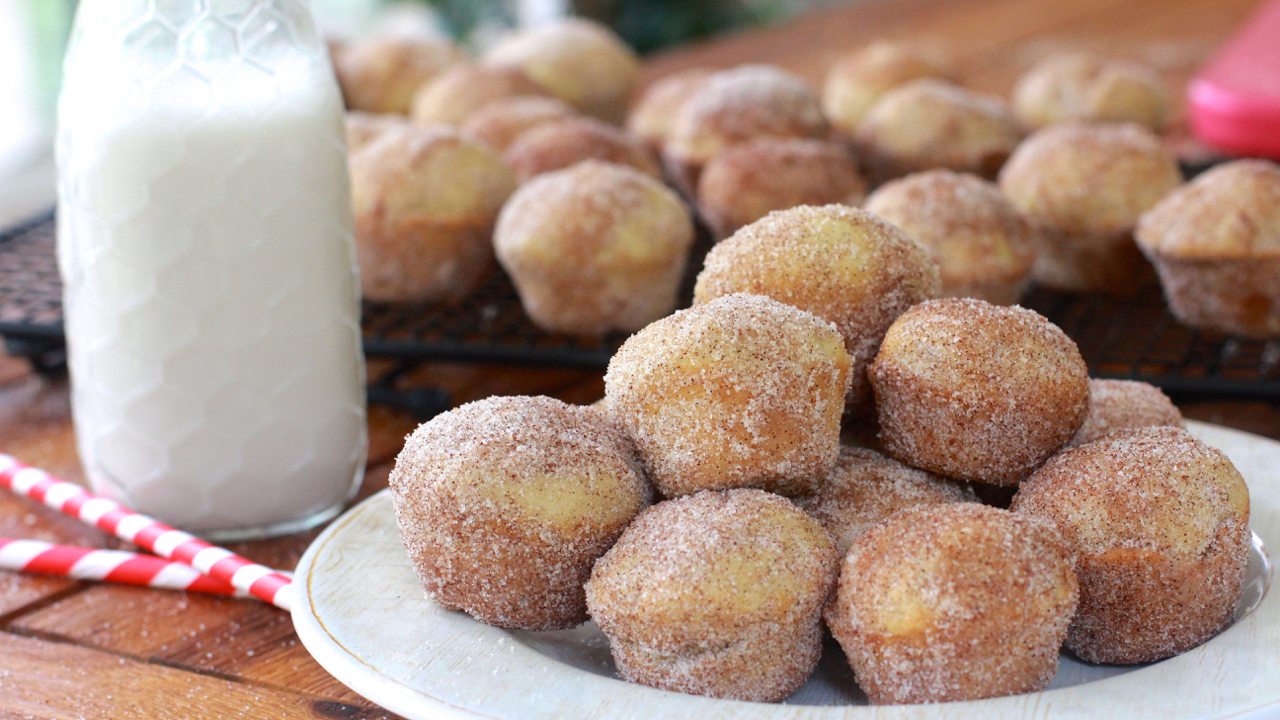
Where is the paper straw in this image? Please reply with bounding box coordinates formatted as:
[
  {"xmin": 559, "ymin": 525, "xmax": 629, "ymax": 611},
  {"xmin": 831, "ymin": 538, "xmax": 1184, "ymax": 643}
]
[
  {"xmin": 0, "ymin": 537, "xmax": 246, "ymax": 597},
  {"xmin": 0, "ymin": 454, "xmax": 294, "ymax": 611}
]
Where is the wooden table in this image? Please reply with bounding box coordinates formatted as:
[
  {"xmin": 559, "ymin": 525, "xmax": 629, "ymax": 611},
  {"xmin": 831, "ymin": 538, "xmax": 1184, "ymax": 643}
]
[{"xmin": 2, "ymin": 0, "xmax": 1276, "ymax": 717}]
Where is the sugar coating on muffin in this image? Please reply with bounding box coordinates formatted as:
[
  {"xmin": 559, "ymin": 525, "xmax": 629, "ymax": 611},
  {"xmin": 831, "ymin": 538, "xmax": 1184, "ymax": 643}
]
[
  {"xmin": 694, "ymin": 205, "xmax": 939, "ymax": 412},
  {"xmin": 350, "ymin": 125, "xmax": 517, "ymax": 303},
  {"xmin": 823, "ymin": 41, "xmax": 951, "ymax": 135},
  {"xmin": 796, "ymin": 446, "xmax": 975, "ymax": 557},
  {"xmin": 627, "ymin": 68, "xmax": 715, "ymax": 149},
  {"xmin": 345, "ymin": 111, "xmax": 410, "ymax": 153},
  {"xmin": 484, "ymin": 18, "xmax": 640, "ymax": 123},
  {"xmin": 999, "ymin": 122, "xmax": 1180, "ymax": 292},
  {"xmin": 335, "ymin": 35, "xmax": 467, "ymax": 115},
  {"xmin": 697, "ymin": 138, "xmax": 867, "ymax": 239},
  {"xmin": 864, "ymin": 169, "xmax": 1035, "ymax": 304},
  {"xmin": 586, "ymin": 488, "xmax": 837, "ymax": 702},
  {"xmin": 1012, "ymin": 426, "xmax": 1250, "ymax": 664},
  {"xmin": 1068, "ymin": 378, "xmax": 1183, "ymax": 447},
  {"xmin": 410, "ymin": 64, "xmax": 548, "ymax": 126},
  {"xmin": 1013, "ymin": 52, "xmax": 1170, "ymax": 131},
  {"xmin": 494, "ymin": 161, "xmax": 694, "ymax": 335},
  {"xmin": 854, "ymin": 79, "xmax": 1022, "ymax": 182},
  {"xmin": 870, "ymin": 298, "xmax": 1089, "ymax": 485},
  {"xmin": 389, "ymin": 395, "xmax": 651, "ymax": 630},
  {"xmin": 605, "ymin": 293, "xmax": 852, "ymax": 498},
  {"xmin": 663, "ymin": 65, "xmax": 829, "ymax": 194},
  {"xmin": 460, "ymin": 95, "xmax": 580, "ymax": 153},
  {"xmin": 825, "ymin": 503, "xmax": 1078, "ymax": 704},
  {"xmin": 1136, "ymin": 159, "xmax": 1280, "ymax": 338},
  {"xmin": 503, "ymin": 117, "xmax": 659, "ymax": 182}
]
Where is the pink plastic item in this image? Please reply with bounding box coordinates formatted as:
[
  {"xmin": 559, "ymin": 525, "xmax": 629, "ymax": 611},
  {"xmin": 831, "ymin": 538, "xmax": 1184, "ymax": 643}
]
[{"xmin": 1188, "ymin": 0, "xmax": 1280, "ymax": 158}]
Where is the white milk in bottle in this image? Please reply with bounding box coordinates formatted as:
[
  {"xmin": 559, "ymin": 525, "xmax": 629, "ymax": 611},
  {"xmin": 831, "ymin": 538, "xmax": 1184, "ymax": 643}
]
[{"xmin": 57, "ymin": 1, "xmax": 367, "ymax": 538}]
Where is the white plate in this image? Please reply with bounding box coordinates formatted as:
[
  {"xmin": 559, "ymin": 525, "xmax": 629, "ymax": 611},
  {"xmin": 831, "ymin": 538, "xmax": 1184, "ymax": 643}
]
[{"xmin": 293, "ymin": 420, "xmax": 1278, "ymax": 720}]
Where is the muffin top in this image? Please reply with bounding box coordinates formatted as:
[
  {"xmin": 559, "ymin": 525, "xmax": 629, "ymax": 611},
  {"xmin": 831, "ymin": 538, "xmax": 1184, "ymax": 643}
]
[{"xmin": 1136, "ymin": 159, "xmax": 1280, "ymax": 260}]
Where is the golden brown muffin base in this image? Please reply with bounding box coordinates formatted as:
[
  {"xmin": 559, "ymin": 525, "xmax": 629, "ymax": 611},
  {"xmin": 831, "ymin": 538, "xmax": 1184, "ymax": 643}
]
[
  {"xmin": 355, "ymin": 214, "xmax": 494, "ymax": 304},
  {"xmin": 1146, "ymin": 254, "xmax": 1280, "ymax": 338},
  {"xmin": 610, "ymin": 619, "xmax": 822, "ymax": 703},
  {"xmin": 1031, "ymin": 228, "xmax": 1156, "ymax": 294}
]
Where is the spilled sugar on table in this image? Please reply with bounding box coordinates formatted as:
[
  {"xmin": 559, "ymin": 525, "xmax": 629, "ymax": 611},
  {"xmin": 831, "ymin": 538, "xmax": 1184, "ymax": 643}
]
[{"xmin": 1, "ymin": 0, "xmax": 1276, "ymax": 717}]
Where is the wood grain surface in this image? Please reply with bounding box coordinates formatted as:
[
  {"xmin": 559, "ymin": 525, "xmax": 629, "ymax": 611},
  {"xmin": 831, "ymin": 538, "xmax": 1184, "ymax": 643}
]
[{"xmin": 0, "ymin": 0, "xmax": 1274, "ymax": 717}]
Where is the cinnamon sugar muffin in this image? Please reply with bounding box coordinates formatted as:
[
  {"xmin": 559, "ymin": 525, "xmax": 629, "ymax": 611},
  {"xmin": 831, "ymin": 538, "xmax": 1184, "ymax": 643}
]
[
  {"xmin": 586, "ymin": 488, "xmax": 837, "ymax": 702},
  {"xmin": 1013, "ymin": 52, "xmax": 1171, "ymax": 132},
  {"xmin": 494, "ymin": 161, "xmax": 694, "ymax": 335},
  {"xmin": 823, "ymin": 41, "xmax": 951, "ymax": 136},
  {"xmin": 854, "ymin": 79, "xmax": 1022, "ymax": 183},
  {"xmin": 484, "ymin": 18, "xmax": 639, "ymax": 123},
  {"xmin": 825, "ymin": 504, "xmax": 1078, "ymax": 704},
  {"xmin": 460, "ymin": 95, "xmax": 580, "ymax": 153},
  {"xmin": 663, "ymin": 65, "xmax": 829, "ymax": 197},
  {"xmin": 503, "ymin": 117, "xmax": 660, "ymax": 182},
  {"xmin": 1136, "ymin": 159, "xmax": 1280, "ymax": 338},
  {"xmin": 869, "ymin": 298, "xmax": 1089, "ymax": 485},
  {"xmin": 1013, "ymin": 426, "xmax": 1251, "ymax": 664},
  {"xmin": 604, "ymin": 293, "xmax": 852, "ymax": 498},
  {"xmin": 864, "ymin": 170, "xmax": 1036, "ymax": 304},
  {"xmin": 409, "ymin": 64, "xmax": 548, "ymax": 126},
  {"xmin": 334, "ymin": 35, "xmax": 466, "ymax": 115},
  {"xmin": 626, "ymin": 68, "xmax": 714, "ymax": 149},
  {"xmin": 1000, "ymin": 122, "xmax": 1181, "ymax": 293},
  {"xmin": 389, "ymin": 396, "xmax": 651, "ymax": 630},
  {"xmin": 694, "ymin": 205, "xmax": 938, "ymax": 412},
  {"xmin": 797, "ymin": 446, "xmax": 975, "ymax": 556},
  {"xmin": 1068, "ymin": 378, "xmax": 1183, "ymax": 447},
  {"xmin": 350, "ymin": 126, "xmax": 516, "ymax": 303},
  {"xmin": 345, "ymin": 111, "xmax": 409, "ymax": 153},
  {"xmin": 697, "ymin": 138, "xmax": 867, "ymax": 239}
]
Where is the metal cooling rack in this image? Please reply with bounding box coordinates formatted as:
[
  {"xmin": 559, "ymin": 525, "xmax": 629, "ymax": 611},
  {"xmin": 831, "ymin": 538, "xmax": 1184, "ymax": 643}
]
[{"xmin": 2, "ymin": 212, "xmax": 1277, "ymax": 402}]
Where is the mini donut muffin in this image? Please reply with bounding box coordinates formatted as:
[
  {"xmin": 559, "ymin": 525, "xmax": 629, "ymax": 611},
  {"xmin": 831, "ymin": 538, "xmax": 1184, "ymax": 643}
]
[
  {"xmin": 350, "ymin": 126, "xmax": 516, "ymax": 303},
  {"xmin": 460, "ymin": 95, "xmax": 580, "ymax": 153},
  {"xmin": 409, "ymin": 64, "xmax": 548, "ymax": 126},
  {"xmin": 664, "ymin": 65, "xmax": 829, "ymax": 197},
  {"xmin": 494, "ymin": 161, "xmax": 694, "ymax": 335},
  {"xmin": 503, "ymin": 117, "xmax": 660, "ymax": 182},
  {"xmin": 694, "ymin": 205, "xmax": 938, "ymax": 411},
  {"xmin": 389, "ymin": 395, "xmax": 651, "ymax": 630},
  {"xmin": 1013, "ymin": 52, "xmax": 1170, "ymax": 132},
  {"xmin": 797, "ymin": 446, "xmax": 975, "ymax": 556},
  {"xmin": 1000, "ymin": 122, "xmax": 1181, "ymax": 293},
  {"xmin": 626, "ymin": 68, "xmax": 714, "ymax": 149},
  {"xmin": 697, "ymin": 138, "xmax": 867, "ymax": 239},
  {"xmin": 345, "ymin": 111, "xmax": 410, "ymax": 153},
  {"xmin": 864, "ymin": 170, "xmax": 1036, "ymax": 304},
  {"xmin": 854, "ymin": 79, "xmax": 1022, "ymax": 183},
  {"xmin": 1068, "ymin": 378, "xmax": 1183, "ymax": 447},
  {"xmin": 484, "ymin": 18, "xmax": 640, "ymax": 123},
  {"xmin": 1013, "ymin": 426, "xmax": 1251, "ymax": 664},
  {"xmin": 826, "ymin": 503, "xmax": 1078, "ymax": 704},
  {"xmin": 822, "ymin": 41, "xmax": 951, "ymax": 136},
  {"xmin": 870, "ymin": 298, "xmax": 1089, "ymax": 485},
  {"xmin": 334, "ymin": 35, "xmax": 466, "ymax": 114},
  {"xmin": 605, "ymin": 293, "xmax": 852, "ymax": 498},
  {"xmin": 1136, "ymin": 159, "xmax": 1280, "ymax": 338},
  {"xmin": 586, "ymin": 488, "xmax": 837, "ymax": 702}
]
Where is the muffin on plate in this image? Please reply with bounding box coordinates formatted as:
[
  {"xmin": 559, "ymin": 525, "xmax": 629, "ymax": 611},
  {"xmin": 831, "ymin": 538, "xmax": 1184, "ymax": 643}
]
[
  {"xmin": 627, "ymin": 68, "xmax": 715, "ymax": 150},
  {"xmin": 1135, "ymin": 159, "xmax": 1280, "ymax": 338},
  {"xmin": 503, "ymin": 117, "xmax": 660, "ymax": 182},
  {"xmin": 460, "ymin": 96, "xmax": 580, "ymax": 153},
  {"xmin": 1000, "ymin": 122, "xmax": 1181, "ymax": 293},
  {"xmin": 334, "ymin": 35, "xmax": 466, "ymax": 115},
  {"xmin": 1068, "ymin": 378, "xmax": 1183, "ymax": 447},
  {"xmin": 409, "ymin": 64, "xmax": 548, "ymax": 126}
]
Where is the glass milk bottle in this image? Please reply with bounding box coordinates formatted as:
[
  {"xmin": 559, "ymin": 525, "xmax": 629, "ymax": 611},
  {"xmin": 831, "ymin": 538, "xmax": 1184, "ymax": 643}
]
[{"xmin": 56, "ymin": 0, "xmax": 367, "ymax": 539}]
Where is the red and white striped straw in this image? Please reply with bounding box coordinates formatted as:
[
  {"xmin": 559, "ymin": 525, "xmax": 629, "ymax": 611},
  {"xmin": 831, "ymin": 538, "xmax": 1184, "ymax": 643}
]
[
  {"xmin": 0, "ymin": 454, "xmax": 294, "ymax": 611},
  {"xmin": 0, "ymin": 537, "xmax": 245, "ymax": 597}
]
